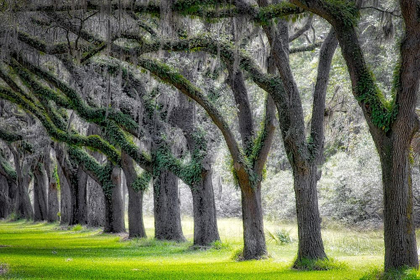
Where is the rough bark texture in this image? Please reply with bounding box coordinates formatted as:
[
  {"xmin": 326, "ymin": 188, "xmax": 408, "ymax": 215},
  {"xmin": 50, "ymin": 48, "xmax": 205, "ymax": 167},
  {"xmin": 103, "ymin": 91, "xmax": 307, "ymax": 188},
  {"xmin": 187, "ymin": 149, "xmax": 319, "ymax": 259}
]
[
  {"xmin": 33, "ymin": 161, "xmax": 48, "ymax": 221},
  {"xmin": 0, "ymin": 175, "xmax": 10, "ymax": 218},
  {"xmin": 75, "ymin": 167, "xmax": 88, "ymax": 224},
  {"xmin": 153, "ymin": 169, "xmax": 185, "ymax": 241},
  {"xmin": 45, "ymin": 147, "xmax": 59, "ymax": 222},
  {"xmin": 293, "ymin": 165, "xmax": 327, "ymax": 264},
  {"xmin": 47, "ymin": 181, "xmax": 59, "ymax": 222},
  {"xmin": 239, "ymin": 179, "xmax": 266, "ymax": 259},
  {"xmin": 57, "ymin": 161, "xmax": 71, "ymax": 225},
  {"xmin": 87, "ymin": 177, "xmax": 105, "ymax": 227},
  {"xmin": 169, "ymin": 93, "xmax": 220, "ymax": 246},
  {"xmin": 104, "ymin": 167, "xmax": 126, "ymax": 233},
  {"xmin": 191, "ymin": 168, "xmax": 220, "ymax": 247},
  {"xmin": 11, "ymin": 147, "xmax": 33, "ymax": 220},
  {"xmin": 379, "ymin": 125, "xmax": 418, "ymax": 269},
  {"xmin": 121, "ymin": 151, "xmax": 147, "ymax": 238}
]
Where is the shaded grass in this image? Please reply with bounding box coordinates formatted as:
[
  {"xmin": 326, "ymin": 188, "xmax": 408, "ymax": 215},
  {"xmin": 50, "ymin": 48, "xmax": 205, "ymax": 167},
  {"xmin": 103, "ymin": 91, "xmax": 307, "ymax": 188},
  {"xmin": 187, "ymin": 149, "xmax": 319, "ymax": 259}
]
[{"xmin": 0, "ymin": 217, "xmax": 412, "ymax": 279}]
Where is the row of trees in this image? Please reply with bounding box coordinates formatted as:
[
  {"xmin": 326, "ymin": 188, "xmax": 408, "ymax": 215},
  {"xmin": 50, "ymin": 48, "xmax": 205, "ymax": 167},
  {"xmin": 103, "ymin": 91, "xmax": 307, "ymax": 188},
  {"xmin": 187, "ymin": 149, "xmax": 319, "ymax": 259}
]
[{"xmin": 0, "ymin": 0, "xmax": 417, "ymax": 272}]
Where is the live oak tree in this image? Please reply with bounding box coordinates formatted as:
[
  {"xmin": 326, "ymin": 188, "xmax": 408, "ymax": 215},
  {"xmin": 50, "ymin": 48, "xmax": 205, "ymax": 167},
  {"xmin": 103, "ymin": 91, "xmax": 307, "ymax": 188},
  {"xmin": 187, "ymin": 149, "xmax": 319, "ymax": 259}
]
[{"xmin": 289, "ymin": 0, "xmax": 420, "ymax": 271}]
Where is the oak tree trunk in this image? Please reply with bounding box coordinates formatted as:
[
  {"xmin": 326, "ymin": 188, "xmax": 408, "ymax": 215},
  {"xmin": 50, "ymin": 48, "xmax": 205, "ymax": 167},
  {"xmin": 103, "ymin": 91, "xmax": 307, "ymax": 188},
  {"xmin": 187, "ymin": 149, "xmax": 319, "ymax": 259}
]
[
  {"xmin": 127, "ymin": 186, "xmax": 146, "ymax": 238},
  {"xmin": 0, "ymin": 175, "xmax": 11, "ymax": 218},
  {"xmin": 58, "ymin": 163, "xmax": 72, "ymax": 225},
  {"xmin": 15, "ymin": 173, "xmax": 33, "ymax": 220},
  {"xmin": 47, "ymin": 181, "xmax": 59, "ymax": 222},
  {"xmin": 239, "ymin": 179, "xmax": 266, "ymax": 259},
  {"xmin": 293, "ymin": 165, "xmax": 327, "ymax": 265},
  {"xmin": 33, "ymin": 163, "xmax": 48, "ymax": 221},
  {"xmin": 87, "ymin": 177, "xmax": 105, "ymax": 227},
  {"xmin": 191, "ymin": 168, "xmax": 220, "ymax": 247},
  {"xmin": 121, "ymin": 151, "xmax": 147, "ymax": 238},
  {"xmin": 75, "ymin": 167, "xmax": 88, "ymax": 225},
  {"xmin": 154, "ymin": 169, "xmax": 185, "ymax": 241},
  {"xmin": 377, "ymin": 131, "xmax": 418, "ymax": 270},
  {"xmin": 104, "ymin": 167, "xmax": 126, "ymax": 233},
  {"xmin": 0, "ymin": 175, "xmax": 10, "ymax": 218}
]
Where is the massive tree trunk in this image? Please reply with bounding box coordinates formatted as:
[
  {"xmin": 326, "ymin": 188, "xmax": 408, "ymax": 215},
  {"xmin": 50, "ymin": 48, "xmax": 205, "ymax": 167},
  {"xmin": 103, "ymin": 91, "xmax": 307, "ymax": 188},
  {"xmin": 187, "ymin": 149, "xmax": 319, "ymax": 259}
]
[
  {"xmin": 47, "ymin": 179, "xmax": 59, "ymax": 222},
  {"xmin": 168, "ymin": 93, "xmax": 220, "ymax": 246},
  {"xmin": 0, "ymin": 175, "xmax": 10, "ymax": 218},
  {"xmin": 56, "ymin": 145, "xmax": 88, "ymax": 225},
  {"xmin": 75, "ymin": 167, "xmax": 88, "ymax": 225},
  {"xmin": 377, "ymin": 126, "xmax": 418, "ymax": 269},
  {"xmin": 153, "ymin": 169, "xmax": 185, "ymax": 241},
  {"xmin": 293, "ymin": 165, "xmax": 326, "ymax": 264},
  {"xmin": 121, "ymin": 151, "xmax": 147, "ymax": 238},
  {"xmin": 191, "ymin": 168, "xmax": 220, "ymax": 247},
  {"xmin": 239, "ymin": 179, "xmax": 266, "ymax": 259},
  {"xmin": 15, "ymin": 171, "xmax": 33, "ymax": 220},
  {"xmin": 57, "ymin": 162, "xmax": 71, "ymax": 225},
  {"xmin": 11, "ymin": 148, "xmax": 33, "ymax": 220},
  {"xmin": 127, "ymin": 185, "xmax": 146, "ymax": 238},
  {"xmin": 45, "ymin": 147, "xmax": 59, "ymax": 222},
  {"xmin": 33, "ymin": 161, "xmax": 48, "ymax": 221},
  {"xmin": 87, "ymin": 177, "xmax": 105, "ymax": 227},
  {"xmin": 104, "ymin": 166, "xmax": 125, "ymax": 233}
]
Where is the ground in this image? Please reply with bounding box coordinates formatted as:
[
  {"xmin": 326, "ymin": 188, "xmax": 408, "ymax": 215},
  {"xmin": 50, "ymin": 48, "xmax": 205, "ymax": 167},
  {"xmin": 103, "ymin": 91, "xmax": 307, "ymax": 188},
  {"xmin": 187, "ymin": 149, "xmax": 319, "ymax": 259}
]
[{"xmin": 0, "ymin": 217, "xmax": 412, "ymax": 279}]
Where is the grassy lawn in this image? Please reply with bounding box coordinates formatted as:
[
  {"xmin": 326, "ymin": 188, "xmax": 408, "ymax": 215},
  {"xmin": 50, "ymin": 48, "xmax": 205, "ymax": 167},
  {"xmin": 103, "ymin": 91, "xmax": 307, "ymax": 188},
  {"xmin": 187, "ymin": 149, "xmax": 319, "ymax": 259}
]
[{"xmin": 0, "ymin": 217, "xmax": 415, "ymax": 279}]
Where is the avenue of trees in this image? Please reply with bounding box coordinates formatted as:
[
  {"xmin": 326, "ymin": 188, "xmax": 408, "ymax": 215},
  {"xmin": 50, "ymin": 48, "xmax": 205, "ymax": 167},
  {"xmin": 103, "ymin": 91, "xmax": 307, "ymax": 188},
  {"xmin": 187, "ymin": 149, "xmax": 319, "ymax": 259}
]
[{"xmin": 0, "ymin": 0, "xmax": 419, "ymax": 273}]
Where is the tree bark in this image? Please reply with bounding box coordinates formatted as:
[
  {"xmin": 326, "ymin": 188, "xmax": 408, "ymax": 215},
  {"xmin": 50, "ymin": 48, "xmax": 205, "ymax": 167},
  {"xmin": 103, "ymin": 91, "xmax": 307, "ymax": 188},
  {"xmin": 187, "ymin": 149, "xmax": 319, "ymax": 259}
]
[
  {"xmin": 57, "ymin": 162, "xmax": 72, "ymax": 225},
  {"xmin": 239, "ymin": 180, "xmax": 266, "ymax": 259},
  {"xmin": 11, "ymin": 148, "xmax": 33, "ymax": 220},
  {"xmin": 47, "ymin": 180, "xmax": 59, "ymax": 222},
  {"xmin": 121, "ymin": 151, "xmax": 147, "ymax": 238},
  {"xmin": 293, "ymin": 164, "xmax": 327, "ymax": 264},
  {"xmin": 87, "ymin": 177, "xmax": 105, "ymax": 227},
  {"xmin": 0, "ymin": 175, "xmax": 10, "ymax": 218},
  {"xmin": 378, "ymin": 129, "xmax": 418, "ymax": 270},
  {"xmin": 104, "ymin": 166, "xmax": 126, "ymax": 233},
  {"xmin": 127, "ymin": 185, "xmax": 146, "ymax": 238},
  {"xmin": 153, "ymin": 169, "xmax": 185, "ymax": 241},
  {"xmin": 168, "ymin": 93, "xmax": 220, "ymax": 246},
  {"xmin": 75, "ymin": 167, "xmax": 88, "ymax": 224},
  {"xmin": 15, "ymin": 171, "xmax": 33, "ymax": 220},
  {"xmin": 33, "ymin": 161, "xmax": 48, "ymax": 221},
  {"xmin": 45, "ymin": 147, "xmax": 59, "ymax": 222},
  {"xmin": 191, "ymin": 168, "xmax": 220, "ymax": 247}
]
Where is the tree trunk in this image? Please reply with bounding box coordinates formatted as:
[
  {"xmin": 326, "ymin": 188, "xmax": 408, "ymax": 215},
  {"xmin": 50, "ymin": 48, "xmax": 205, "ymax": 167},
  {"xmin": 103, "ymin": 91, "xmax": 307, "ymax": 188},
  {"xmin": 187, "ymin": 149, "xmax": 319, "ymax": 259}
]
[
  {"xmin": 47, "ymin": 180, "xmax": 59, "ymax": 222},
  {"xmin": 58, "ymin": 163, "xmax": 72, "ymax": 225},
  {"xmin": 191, "ymin": 168, "xmax": 220, "ymax": 247},
  {"xmin": 127, "ymin": 186, "xmax": 146, "ymax": 238},
  {"xmin": 104, "ymin": 167, "xmax": 125, "ymax": 233},
  {"xmin": 293, "ymin": 164, "xmax": 327, "ymax": 265},
  {"xmin": 154, "ymin": 169, "xmax": 185, "ymax": 241},
  {"xmin": 33, "ymin": 163, "xmax": 48, "ymax": 221},
  {"xmin": 15, "ymin": 173, "xmax": 33, "ymax": 220},
  {"xmin": 45, "ymin": 148, "xmax": 59, "ymax": 222},
  {"xmin": 240, "ymin": 181, "xmax": 266, "ymax": 259},
  {"xmin": 121, "ymin": 151, "xmax": 147, "ymax": 238},
  {"xmin": 0, "ymin": 175, "xmax": 10, "ymax": 218},
  {"xmin": 378, "ymin": 134, "xmax": 418, "ymax": 270},
  {"xmin": 87, "ymin": 177, "xmax": 105, "ymax": 227},
  {"xmin": 75, "ymin": 167, "xmax": 88, "ymax": 225}
]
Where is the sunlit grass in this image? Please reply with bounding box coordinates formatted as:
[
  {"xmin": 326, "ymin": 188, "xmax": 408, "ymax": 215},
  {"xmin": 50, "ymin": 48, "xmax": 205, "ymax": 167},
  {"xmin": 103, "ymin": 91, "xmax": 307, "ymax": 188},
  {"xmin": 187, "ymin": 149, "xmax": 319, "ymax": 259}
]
[{"xmin": 0, "ymin": 217, "xmax": 416, "ymax": 279}]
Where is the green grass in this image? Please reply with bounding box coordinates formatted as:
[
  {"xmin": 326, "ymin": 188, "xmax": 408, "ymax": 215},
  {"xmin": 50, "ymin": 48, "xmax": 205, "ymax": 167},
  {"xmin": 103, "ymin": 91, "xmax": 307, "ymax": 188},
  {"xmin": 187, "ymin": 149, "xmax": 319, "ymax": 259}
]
[{"xmin": 0, "ymin": 217, "xmax": 418, "ymax": 279}]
